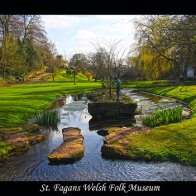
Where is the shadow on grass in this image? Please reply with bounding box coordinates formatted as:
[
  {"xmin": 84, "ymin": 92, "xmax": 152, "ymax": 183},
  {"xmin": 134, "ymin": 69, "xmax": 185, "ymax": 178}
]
[
  {"xmin": 137, "ymin": 86, "xmax": 177, "ymax": 96},
  {"xmin": 184, "ymin": 95, "xmax": 196, "ymax": 104}
]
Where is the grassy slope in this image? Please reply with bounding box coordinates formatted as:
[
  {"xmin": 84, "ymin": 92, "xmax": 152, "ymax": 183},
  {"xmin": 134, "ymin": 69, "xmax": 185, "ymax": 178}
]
[
  {"xmin": 0, "ymin": 70, "xmax": 101, "ymax": 128},
  {"xmin": 119, "ymin": 81, "xmax": 196, "ymax": 166}
]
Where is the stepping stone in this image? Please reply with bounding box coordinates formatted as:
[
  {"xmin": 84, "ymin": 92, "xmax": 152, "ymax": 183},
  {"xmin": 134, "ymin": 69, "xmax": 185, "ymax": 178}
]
[{"xmin": 48, "ymin": 127, "xmax": 84, "ymax": 163}]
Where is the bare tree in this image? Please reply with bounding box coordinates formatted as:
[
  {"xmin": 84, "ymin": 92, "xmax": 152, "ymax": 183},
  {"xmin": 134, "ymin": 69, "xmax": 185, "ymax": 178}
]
[{"xmin": 91, "ymin": 40, "xmax": 129, "ymax": 98}]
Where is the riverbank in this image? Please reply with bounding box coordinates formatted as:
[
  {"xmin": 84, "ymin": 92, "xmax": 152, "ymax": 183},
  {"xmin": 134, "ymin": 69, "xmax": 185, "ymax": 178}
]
[
  {"xmin": 102, "ymin": 81, "xmax": 196, "ymax": 166},
  {"xmin": 0, "ymin": 124, "xmax": 45, "ymax": 161},
  {"xmin": 0, "ymin": 70, "xmax": 101, "ymax": 160}
]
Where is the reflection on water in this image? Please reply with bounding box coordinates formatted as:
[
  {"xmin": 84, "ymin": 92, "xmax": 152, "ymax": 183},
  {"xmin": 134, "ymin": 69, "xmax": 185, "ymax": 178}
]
[{"xmin": 0, "ymin": 91, "xmax": 195, "ymax": 181}]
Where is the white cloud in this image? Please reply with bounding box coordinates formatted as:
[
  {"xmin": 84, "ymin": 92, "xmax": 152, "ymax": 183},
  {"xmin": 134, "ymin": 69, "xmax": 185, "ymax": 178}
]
[
  {"xmin": 41, "ymin": 15, "xmax": 142, "ymax": 57},
  {"xmin": 76, "ymin": 30, "xmax": 97, "ymax": 42},
  {"xmin": 42, "ymin": 15, "xmax": 81, "ymax": 29},
  {"xmin": 95, "ymin": 15, "xmax": 121, "ymax": 20},
  {"xmin": 68, "ymin": 46, "xmax": 94, "ymax": 57}
]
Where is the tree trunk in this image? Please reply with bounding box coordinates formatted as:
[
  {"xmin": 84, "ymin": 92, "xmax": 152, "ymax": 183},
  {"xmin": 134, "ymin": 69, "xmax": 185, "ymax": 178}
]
[
  {"xmin": 109, "ymin": 78, "xmax": 112, "ymax": 98},
  {"xmin": 184, "ymin": 45, "xmax": 191, "ymax": 80},
  {"xmin": 3, "ymin": 67, "xmax": 6, "ymax": 78}
]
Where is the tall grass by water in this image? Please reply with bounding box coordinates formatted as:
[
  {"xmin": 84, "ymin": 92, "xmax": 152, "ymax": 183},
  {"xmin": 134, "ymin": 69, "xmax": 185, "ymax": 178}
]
[
  {"xmin": 35, "ymin": 110, "xmax": 60, "ymax": 127},
  {"xmin": 143, "ymin": 107, "xmax": 183, "ymax": 127}
]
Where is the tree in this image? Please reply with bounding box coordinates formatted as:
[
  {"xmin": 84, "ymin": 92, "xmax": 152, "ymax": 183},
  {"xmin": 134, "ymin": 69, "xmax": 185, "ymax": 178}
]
[
  {"xmin": 134, "ymin": 15, "xmax": 196, "ymax": 80},
  {"xmin": 89, "ymin": 47, "xmax": 108, "ymax": 83},
  {"xmin": 119, "ymin": 58, "xmax": 139, "ymax": 82},
  {"xmin": 130, "ymin": 44, "xmax": 174, "ymax": 80},
  {"xmin": 0, "ymin": 35, "xmax": 24, "ymax": 78},
  {"xmin": 18, "ymin": 15, "xmax": 46, "ymax": 71},
  {"xmin": 0, "ymin": 15, "xmax": 20, "ymax": 78},
  {"xmin": 68, "ymin": 53, "xmax": 88, "ymax": 85},
  {"xmin": 0, "ymin": 15, "xmax": 54, "ymax": 80},
  {"xmin": 91, "ymin": 40, "xmax": 128, "ymax": 98},
  {"xmin": 84, "ymin": 71, "xmax": 93, "ymax": 81}
]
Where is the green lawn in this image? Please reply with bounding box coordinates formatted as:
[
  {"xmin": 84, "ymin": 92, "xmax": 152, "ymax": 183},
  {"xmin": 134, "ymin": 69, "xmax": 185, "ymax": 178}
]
[
  {"xmin": 1, "ymin": 75, "xmax": 196, "ymax": 165},
  {"xmin": 120, "ymin": 80, "xmax": 196, "ymax": 166},
  {"xmin": 0, "ymin": 70, "xmax": 101, "ymax": 128}
]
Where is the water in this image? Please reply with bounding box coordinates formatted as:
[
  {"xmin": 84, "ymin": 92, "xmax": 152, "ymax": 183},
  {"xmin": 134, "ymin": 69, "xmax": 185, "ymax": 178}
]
[
  {"xmin": 121, "ymin": 88, "xmax": 192, "ymax": 126},
  {"xmin": 0, "ymin": 90, "xmax": 195, "ymax": 181}
]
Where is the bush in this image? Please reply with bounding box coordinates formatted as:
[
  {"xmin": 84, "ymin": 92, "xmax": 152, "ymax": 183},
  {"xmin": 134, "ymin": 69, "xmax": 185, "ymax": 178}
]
[
  {"xmin": 143, "ymin": 107, "xmax": 183, "ymax": 127},
  {"xmin": 35, "ymin": 110, "xmax": 60, "ymax": 127}
]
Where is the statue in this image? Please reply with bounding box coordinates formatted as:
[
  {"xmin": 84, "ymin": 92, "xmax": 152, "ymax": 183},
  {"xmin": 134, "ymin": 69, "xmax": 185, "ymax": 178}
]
[{"xmin": 114, "ymin": 76, "xmax": 121, "ymax": 103}]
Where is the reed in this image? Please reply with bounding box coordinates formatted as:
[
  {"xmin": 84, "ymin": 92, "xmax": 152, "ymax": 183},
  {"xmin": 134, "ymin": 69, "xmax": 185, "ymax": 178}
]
[
  {"xmin": 35, "ymin": 110, "xmax": 60, "ymax": 127},
  {"xmin": 143, "ymin": 107, "xmax": 183, "ymax": 127}
]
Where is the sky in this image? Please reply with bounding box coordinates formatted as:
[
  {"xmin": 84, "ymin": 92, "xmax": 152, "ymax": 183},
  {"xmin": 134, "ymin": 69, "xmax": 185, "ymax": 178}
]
[{"xmin": 41, "ymin": 15, "xmax": 142, "ymax": 59}]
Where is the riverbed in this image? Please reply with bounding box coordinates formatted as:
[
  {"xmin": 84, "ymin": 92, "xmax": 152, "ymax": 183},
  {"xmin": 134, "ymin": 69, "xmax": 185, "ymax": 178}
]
[{"xmin": 0, "ymin": 89, "xmax": 195, "ymax": 181}]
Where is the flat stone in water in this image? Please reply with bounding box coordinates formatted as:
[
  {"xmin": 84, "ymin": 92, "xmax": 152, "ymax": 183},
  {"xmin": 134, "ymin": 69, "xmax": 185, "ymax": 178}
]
[{"xmin": 48, "ymin": 127, "xmax": 84, "ymax": 164}]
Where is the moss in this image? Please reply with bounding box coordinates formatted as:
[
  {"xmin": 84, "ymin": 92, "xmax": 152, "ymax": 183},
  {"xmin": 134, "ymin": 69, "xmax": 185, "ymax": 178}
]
[{"xmin": 0, "ymin": 141, "xmax": 13, "ymax": 159}]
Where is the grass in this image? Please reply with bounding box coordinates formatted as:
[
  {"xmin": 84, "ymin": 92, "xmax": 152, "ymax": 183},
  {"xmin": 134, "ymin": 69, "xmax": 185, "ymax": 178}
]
[
  {"xmin": 0, "ymin": 141, "xmax": 13, "ymax": 159},
  {"xmin": 1, "ymin": 74, "xmax": 196, "ymax": 165},
  {"xmin": 0, "ymin": 70, "xmax": 101, "ymax": 128},
  {"xmin": 143, "ymin": 107, "xmax": 183, "ymax": 127},
  {"xmin": 123, "ymin": 118, "xmax": 196, "ymax": 165},
  {"xmin": 49, "ymin": 69, "xmax": 90, "ymax": 82},
  {"xmin": 35, "ymin": 110, "xmax": 60, "ymax": 127},
  {"xmin": 118, "ymin": 80, "xmax": 196, "ymax": 166}
]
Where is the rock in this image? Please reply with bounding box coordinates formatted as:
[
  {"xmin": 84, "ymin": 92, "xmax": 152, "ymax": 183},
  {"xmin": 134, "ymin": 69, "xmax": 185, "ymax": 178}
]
[
  {"xmin": 182, "ymin": 109, "xmax": 192, "ymax": 118},
  {"xmin": 101, "ymin": 126, "xmax": 150, "ymax": 159},
  {"xmin": 97, "ymin": 129, "xmax": 109, "ymax": 136},
  {"xmin": 48, "ymin": 127, "xmax": 84, "ymax": 163},
  {"xmin": 6, "ymin": 134, "xmax": 45, "ymax": 152},
  {"xmin": 22, "ymin": 123, "xmax": 40, "ymax": 133},
  {"xmin": 62, "ymin": 127, "xmax": 80, "ymax": 135},
  {"xmin": 48, "ymin": 138, "xmax": 84, "ymax": 163},
  {"xmin": 101, "ymin": 144, "xmax": 131, "ymax": 159},
  {"xmin": 159, "ymin": 98, "xmax": 175, "ymax": 103},
  {"xmin": 103, "ymin": 127, "xmax": 149, "ymax": 144},
  {"xmin": 0, "ymin": 125, "xmax": 44, "ymax": 160},
  {"xmin": 28, "ymin": 135, "xmax": 45, "ymax": 145},
  {"xmin": 88, "ymin": 102, "xmax": 137, "ymax": 120},
  {"xmin": 3, "ymin": 132, "xmax": 26, "ymax": 140},
  {"xmin": 48, "ymin": 98, "xmax": 64, "ymax": 109},
  {"xmin": 89, "ymin": 118, "xmax": 134, "ymax": 131}
]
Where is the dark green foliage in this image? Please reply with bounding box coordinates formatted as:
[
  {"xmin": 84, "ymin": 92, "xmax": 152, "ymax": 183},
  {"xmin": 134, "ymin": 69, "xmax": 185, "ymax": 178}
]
[
  {"xmin": 35, "ymin": 110, "xmax": 60, "ymax": 127},
  {"xmin": 143, "ymin": 107, "xmax": 183, "ymax": 127}
]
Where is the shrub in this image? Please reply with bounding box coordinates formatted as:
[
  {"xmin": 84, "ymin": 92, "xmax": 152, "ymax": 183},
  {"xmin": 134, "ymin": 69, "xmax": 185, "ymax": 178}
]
[
  {"xmin": 143, "ymin": 107, "xmax": 183, "ymax": 127},
  {"xmin": 35, "ymin": 110, "xmax": 60, "ymax": 127}
]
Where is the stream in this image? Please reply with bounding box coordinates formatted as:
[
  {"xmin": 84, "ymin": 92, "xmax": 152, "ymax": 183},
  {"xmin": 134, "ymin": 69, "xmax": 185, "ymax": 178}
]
[{"xmin": 0, "ymin": 89, "xmax": 195, "ymax": 181}]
